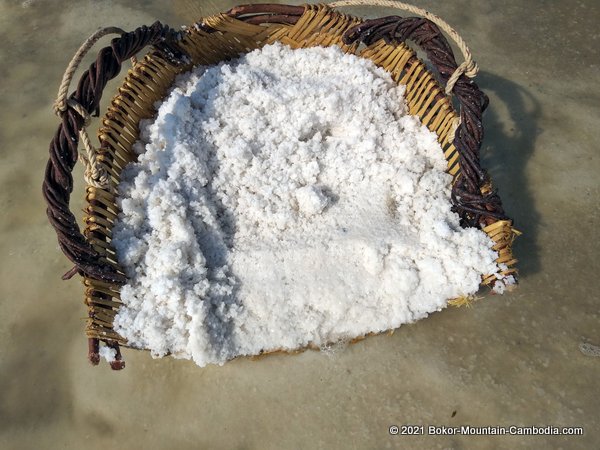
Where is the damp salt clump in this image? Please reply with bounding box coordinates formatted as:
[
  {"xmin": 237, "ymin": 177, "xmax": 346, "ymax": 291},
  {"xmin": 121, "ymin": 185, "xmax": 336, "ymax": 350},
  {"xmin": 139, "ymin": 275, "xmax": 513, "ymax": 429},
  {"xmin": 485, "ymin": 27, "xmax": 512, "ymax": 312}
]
[{"xmin": 112, "ymin": 43, "xmax": 512, "ymax": 367}]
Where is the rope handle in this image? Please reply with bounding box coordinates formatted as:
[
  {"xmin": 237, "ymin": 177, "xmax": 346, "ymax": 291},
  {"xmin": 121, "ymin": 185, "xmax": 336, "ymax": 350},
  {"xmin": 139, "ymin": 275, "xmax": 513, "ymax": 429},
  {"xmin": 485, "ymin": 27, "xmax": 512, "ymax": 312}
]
[
  {"xmin": 53, "ymin": 27, "xmax": 136, "ymax": 190},
  {"xmin": 328, "ymin": 0, "xmax": 478, "ymax": 95},
  {"xmin": 45, "ymin": 21, "xmax": 182, "ymax": 283}
]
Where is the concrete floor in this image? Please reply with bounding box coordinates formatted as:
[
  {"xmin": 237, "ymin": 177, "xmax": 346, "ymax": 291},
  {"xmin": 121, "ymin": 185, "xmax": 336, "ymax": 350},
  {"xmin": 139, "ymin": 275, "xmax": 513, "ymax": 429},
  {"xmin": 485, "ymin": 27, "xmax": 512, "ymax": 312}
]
[{"xmin": 0, "ymin": 0, "xmax": 598, "ymax": 449}]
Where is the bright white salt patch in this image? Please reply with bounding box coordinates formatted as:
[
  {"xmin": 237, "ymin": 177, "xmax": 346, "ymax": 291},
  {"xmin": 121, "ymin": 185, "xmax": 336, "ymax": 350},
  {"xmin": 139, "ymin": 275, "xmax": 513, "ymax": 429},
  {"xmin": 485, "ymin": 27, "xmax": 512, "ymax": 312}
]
[
  {"xmin": 113, "ymin": 43, "xmax": 507, "ymax": 367},
  {"xmin": 99, "ymin": 346, "xmax": 117, "ymax": 363},
  {"xmin": 492, "ymin": 274, "xmax": 516, "ymax": 294},
  {"xmin": 295, "ymin": 185, "xmax": 330, "ymax": 216}
]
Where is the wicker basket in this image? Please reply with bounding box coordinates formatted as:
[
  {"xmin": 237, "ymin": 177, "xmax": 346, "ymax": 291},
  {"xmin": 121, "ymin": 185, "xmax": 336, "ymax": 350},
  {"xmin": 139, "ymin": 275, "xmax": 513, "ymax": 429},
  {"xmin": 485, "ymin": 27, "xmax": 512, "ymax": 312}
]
[{"xmin": 44, "ymin": 2, "xmax": 519, "ymax": 369}]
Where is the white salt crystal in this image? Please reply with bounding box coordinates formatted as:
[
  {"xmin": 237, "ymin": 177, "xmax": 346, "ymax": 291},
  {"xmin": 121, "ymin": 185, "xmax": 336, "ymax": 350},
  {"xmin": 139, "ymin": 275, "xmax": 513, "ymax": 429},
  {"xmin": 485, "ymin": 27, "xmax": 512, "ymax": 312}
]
[
  {"xmin": 295, "ymin": 185, "xmax": 330, "ymax": 216},
  {"xmin": 98, "ymin": 346, "xmax": 117, "ymax": 363},
  {"xmin": 112, "ymin": 43, "xmax": 510, "ymax": 367}
]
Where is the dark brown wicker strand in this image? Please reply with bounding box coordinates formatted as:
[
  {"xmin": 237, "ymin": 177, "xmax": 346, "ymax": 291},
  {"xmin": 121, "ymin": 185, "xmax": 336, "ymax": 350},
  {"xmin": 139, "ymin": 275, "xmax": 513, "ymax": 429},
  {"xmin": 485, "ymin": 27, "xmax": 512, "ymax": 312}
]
[
  {"xmin": 226, "ymin": 3, "xmax": 306, "ymax": 18},
  {"xmin": 237, "ymin": 14, "xmax": 303, "ymax": 25},
  {"xmin": 195, "ymin": 3, "xmax": 305, "ymax": 32}
]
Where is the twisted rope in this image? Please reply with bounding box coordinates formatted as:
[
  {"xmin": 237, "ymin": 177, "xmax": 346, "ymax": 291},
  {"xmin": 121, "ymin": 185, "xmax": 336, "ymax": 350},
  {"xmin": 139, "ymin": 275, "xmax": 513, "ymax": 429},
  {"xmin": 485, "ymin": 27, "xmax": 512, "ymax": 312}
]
[
  {"xmin": 53, "ymin": 27, "xmax": 139, "ymax": 189},
  {"xmin": 329, "ymin": 0, "xmax": 478, "ymax": 94},
  {"xmin": 53, "ymin": 27, "xmax": 127, "ymax": 116},
  {"xmin": 61, "ymin": 99, "xmax": 110, "ymax": 189}
]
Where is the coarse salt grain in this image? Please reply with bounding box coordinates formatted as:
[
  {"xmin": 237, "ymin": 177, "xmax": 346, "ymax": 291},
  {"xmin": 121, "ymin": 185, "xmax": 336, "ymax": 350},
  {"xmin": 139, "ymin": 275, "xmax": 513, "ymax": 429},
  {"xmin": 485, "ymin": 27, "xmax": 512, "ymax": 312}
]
[{"xmin": 98, "ymin": 345, "xmax": 117, "ymax": 363}]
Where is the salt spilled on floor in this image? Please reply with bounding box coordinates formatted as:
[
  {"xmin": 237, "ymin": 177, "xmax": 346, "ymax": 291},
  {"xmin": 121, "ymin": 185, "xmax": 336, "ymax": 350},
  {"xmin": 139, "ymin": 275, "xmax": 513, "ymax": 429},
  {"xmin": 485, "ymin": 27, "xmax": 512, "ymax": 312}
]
[{"xmin": 111, "ymin": 43, "xmax": 513, "ymax": 367}]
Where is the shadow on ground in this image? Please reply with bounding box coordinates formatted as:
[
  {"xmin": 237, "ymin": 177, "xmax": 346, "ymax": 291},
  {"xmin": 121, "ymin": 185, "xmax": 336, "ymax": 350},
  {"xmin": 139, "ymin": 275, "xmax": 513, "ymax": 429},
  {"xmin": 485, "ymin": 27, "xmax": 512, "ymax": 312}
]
[{"xmin": 477, "ymin": 71, "xmax": 541, "ymax": 278}]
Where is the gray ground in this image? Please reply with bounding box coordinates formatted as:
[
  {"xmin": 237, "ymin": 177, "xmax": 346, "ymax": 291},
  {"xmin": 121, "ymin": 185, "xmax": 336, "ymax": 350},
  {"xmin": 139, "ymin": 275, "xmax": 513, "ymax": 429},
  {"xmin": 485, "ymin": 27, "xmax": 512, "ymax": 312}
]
[{"xmin": 0, "ymin": 0, "xmax": 598, "ymax": 449}]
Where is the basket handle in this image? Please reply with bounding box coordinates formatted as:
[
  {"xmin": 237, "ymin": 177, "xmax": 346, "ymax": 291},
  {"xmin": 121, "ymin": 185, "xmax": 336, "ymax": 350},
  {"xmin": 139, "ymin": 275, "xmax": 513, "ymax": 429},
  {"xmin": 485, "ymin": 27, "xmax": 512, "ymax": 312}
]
[
  {"xmin": 45, "ymin": 23, "xmax": 189, "ymax": 369},
  {"xmin": 329, "ymin": 0, "xmax": 477, "ymax": 95},
  {"xmin": 43, "ymin": 22, "xmax": 186, "ymax": 285}
]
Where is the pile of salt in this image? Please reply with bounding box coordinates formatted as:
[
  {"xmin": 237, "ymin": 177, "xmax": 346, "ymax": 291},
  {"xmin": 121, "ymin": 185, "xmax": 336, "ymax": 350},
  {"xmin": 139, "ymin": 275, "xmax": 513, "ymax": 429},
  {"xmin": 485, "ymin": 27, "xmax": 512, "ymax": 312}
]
[{"xmin": 110, "ymin": 43, "xmax": 512, "ymax": 367}]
